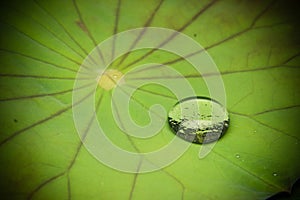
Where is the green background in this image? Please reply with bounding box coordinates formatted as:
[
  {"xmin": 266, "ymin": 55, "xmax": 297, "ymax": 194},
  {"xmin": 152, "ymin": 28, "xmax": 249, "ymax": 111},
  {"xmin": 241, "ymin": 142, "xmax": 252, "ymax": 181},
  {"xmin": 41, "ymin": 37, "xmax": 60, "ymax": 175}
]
[{"xmin": 0, "ymin": 0, "xmax": 299, "ymax": 199}]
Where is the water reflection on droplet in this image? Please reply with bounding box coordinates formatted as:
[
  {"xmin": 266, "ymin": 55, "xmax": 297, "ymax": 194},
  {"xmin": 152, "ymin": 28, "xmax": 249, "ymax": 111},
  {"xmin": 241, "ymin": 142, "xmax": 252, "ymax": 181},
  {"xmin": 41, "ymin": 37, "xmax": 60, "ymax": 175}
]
[
  {"xmin": 168, "ymin": 96, "xmax": 229, "ymax": 144},
  {"xmin": 273, "ymin": 172, "xmax": 278, "ymax": 177},
  {"xmin": 235, "ymin": 154, "xmax": 240, "ymax": 159}
]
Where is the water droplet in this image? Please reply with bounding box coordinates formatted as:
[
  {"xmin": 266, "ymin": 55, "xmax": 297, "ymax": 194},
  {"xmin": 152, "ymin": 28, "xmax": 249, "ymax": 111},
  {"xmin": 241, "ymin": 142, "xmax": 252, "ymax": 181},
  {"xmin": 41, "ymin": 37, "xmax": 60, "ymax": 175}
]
[
  {"xmin": 273, "ymin": 172, "xmax": 278, "ymax": 177},
  {"xmin": 235, "ymin": 154, "xmax": 240, "ymax": 159},
  {"xmin": 168, "ymin": 96, "xmax": 229, "ymax": 144}
]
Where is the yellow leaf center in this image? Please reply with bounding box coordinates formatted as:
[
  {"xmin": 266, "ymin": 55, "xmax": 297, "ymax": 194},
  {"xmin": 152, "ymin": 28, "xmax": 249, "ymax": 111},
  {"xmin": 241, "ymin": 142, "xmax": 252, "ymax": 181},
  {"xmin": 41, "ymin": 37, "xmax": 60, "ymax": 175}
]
[{"xmin": 97, "ymin": 69, "xmax": 124, "ymax": 91}]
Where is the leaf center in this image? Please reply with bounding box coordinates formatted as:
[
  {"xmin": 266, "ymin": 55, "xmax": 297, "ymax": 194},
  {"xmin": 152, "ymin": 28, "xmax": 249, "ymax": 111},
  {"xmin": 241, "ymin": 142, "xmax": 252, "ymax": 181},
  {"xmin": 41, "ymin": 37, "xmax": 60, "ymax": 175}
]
[{"xmin": 98, "ymin": 69, "xmax": 124, "ymax": 91}]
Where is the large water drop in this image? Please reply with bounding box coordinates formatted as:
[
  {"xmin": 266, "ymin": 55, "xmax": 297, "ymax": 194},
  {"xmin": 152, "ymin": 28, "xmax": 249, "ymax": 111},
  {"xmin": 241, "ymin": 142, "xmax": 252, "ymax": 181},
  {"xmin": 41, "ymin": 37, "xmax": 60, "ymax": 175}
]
[{"xmin": 168, "ymin": 97, "xmax": 229, "ymax": 144}]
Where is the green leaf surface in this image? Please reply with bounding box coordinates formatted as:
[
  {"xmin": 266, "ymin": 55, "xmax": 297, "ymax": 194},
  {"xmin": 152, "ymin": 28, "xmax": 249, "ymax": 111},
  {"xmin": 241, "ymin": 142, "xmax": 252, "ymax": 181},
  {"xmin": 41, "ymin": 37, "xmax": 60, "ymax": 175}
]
[{"xmin": 0, "ymin": 0, "xmax": 299, "ymax": 199}]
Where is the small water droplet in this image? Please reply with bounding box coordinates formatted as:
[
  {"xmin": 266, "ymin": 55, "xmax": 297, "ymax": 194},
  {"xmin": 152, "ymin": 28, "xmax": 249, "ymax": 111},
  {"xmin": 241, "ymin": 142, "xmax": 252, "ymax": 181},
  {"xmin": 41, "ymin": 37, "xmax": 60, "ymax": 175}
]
[
  {"xmin": 273, "ymin": 172, "xmax": 278, "ymax": 177},
  {"xmin": 168, "ymin": 96, "xmax": 229, "ymax": 144},
  {"xmin": 235, "ymin": 154, "xmax": 240, "ymax": 159}
]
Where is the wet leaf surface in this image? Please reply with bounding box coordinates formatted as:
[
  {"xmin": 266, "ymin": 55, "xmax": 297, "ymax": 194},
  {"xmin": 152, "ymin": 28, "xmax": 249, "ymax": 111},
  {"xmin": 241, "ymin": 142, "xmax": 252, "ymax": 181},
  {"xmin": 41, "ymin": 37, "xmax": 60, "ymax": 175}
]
[{"xmin": 0, "ymin": 0, "xmax": 299, "ymax": 199}]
